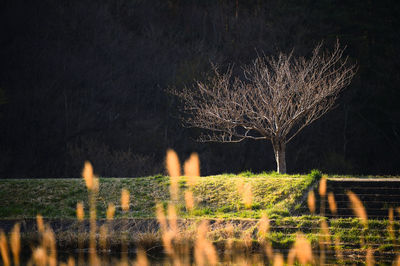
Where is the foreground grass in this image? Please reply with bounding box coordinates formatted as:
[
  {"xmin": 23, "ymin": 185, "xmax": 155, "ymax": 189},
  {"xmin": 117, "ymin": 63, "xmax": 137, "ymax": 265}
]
[{"xmin": 0, "ymin": 173, "xmax": 316, "ymax": 219}]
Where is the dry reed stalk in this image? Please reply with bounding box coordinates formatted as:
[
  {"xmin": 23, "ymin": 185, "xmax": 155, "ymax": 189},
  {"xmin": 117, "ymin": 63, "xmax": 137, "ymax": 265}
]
[
  {"xmin": 166, "ymin": 149, "xmax": 181, "ymax": 177},
  {"xmin": 319, "ymin": 220, "xmax": 330, "ymax": 265},
  {"xmin": 107, "ymin": 203, "xmax": 116, "ymax": 221},
  {"xmin": 156, "ymin": 203, "xmax": 167, "ymax": 232},
  {"xmin": 32, "ymin": 247, "xmax": 46, "ymax": 266},
  {"xmin": 36, "ymin": 214, "xmax": 45, "ymax": 233},
  {"xmin": 258, "ymin": 213, "xmax": 270, "ymax": 236},
  {"xmin": 0, "ymin": 230, "xmax": 10, "ymax": 266},
  {"xmin": 184, "ymin": 190, "xmax": 195, "ymax": 211},
  {"xmin": 294, "ymin": 233, "xmax": 313, "ymax": 265},
  {"xmin": 320, "ymin": 220, "xmax": 331, "ymax": 245},
  {"xmin": 347, "ymin": 191, "xmax": 368, "ymax": 227},
  {"xmin": 121, "ymin": 189, "xmax": 130, "ymax": 212},
  {"xmin": 224, "ymin": 223, "xmax": 234, "ymax": 254},
  {"xmin": 273, "ymin": 254, "xmax": 284, "ymax": 266},
  {"xmin": 243, "ymin": 183, "xmax": 253, "ymax": 209},
  {"xmin": 10, "ymin": 223, "xmax": 20, "ymax": 266},
  {"xmin": 43, "ymin": 226, "xmax": 57, "ymax": 266},
  {"xmin": 99, "ymin": 225, "xmax": 108, "ymax": 251},
  {"xmin": 389, "ymin": 207, "xmax": 395, "ymax": 242},
  {"xmin": 328, "ymin": 192, "xmax": 337, "ymax": 214},
  {"xmin": 136, "ymin": 248, "xmax": 149, "ymax": 266},
  {"xmin": 166, "ymin": 150, "xmax": 181, "ymax": 202},
  {"xmin": 161, "ymin": 230, "xmax": 174, "ymax": 256},
  {"xmin": 195, "ymin": 221, "xmax": 218, "ymax": 266},
  {"xmin": 366, "ymin": 248, "xmax": 375, "ymax": 266},
  {"xmin": 287, "ymin": 247, "xmax": 296, "ymax": 266},
  {"xmin": 67, "ymin": 256, "xmax": 75, "ymax": 266},
  {"xmin": 307, "ymin": 191, "xmax": 316, "ymax": 214},
  {"xmin": 167, "ymin": 204, "xmax": 178, "ymax": 235},
  {"xmin": 82, "ymin": 161, "xmax": 94, "ymax": 190},
  {"xmin": 319, "ymin": 176, "xmax": 327, "ymax": 197},
  {"xmin": 76, "ymin": 202, "xmax": 84, "ymax": 221},
  {"xmin": 334, "ymin": 235, "xmax": 343, "ymax": 262},
  {"xmin": 183, "ymin": 153, "xmax": 200, "ymax": 184}
]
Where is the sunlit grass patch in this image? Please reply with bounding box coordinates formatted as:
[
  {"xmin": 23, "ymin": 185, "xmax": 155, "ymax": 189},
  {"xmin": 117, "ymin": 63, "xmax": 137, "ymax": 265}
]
[{"xmin": 0, "ymin": 173, "xmax": 315, "ymax": 219}]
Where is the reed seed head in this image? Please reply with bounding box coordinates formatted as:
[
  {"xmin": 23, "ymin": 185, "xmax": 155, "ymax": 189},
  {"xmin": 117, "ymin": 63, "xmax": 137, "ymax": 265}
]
[
  {"xmin": 307, "ymin": 191, "xmax": 316, "ymax": 214},
  {"xmin": 156, "ymin": 203, "xmax": 167, "ymax": 231},
  {"xmin": 258, "ymin": 213, "xmax": 270, "ymax": 235},
  {"xmin": 32, "ymin": 247, "xmax": 46, "ymax": 266},
  {"xmin": 319, "ymin": 176, "xmax": 327, "ymax": 197},
  {"xmin": 366, "ymin": 248, "xmax": 375, "ymax": 266},
  {"xmin": 0, "ymin": 230, "xmax": 10, "ymax": 266},
  {"xmin": 243, "ymin": 183, "xmax": 253, "ymax": 209},
  {"xmin": 36, "ymin": 214, "xmax": 45, "ymax": 233},
  {"xmin": 347, "ymin": 190, "xmax": 367, "ymax": 227},
  {"xmin": 136, "ymin": 248, "xmax": 149, "ymax": 266},
  {"xmin": 82, "ymin": 161, "xmax": 94, "ymax": 190},
  {"xmin": 121, "ymin": 189, "xmax": 130, "ymax": 212},
  {"xmin": 76, "ymin": 202, "xmax": 84, "ymax": 221},
  {"xmin": 10, "ymin": 223, "xmax": 20, "ymax": 266},
  {"xmin": 106, "ymin": 203, "xmax": 116, "ymax": 220},
  {"xmin": 328, "ymin": 192, "xmax": 337, "ymax": 214},
  {"xmin": 294, "ymin": 233, "xmax": 313, "ymax": 265},
  {"xmin": 273, "ymin": 254, "xmax": 284, "ymax": 266},
  {"xmin": 184, "ymin": 190, "xmax": 195, "ymax": 211},
  {"xmin": 184, "ymin": 153, "xmax": 200, "ymax": 187},
  {"xmin": 166, "ymin": 149, "xmax": 181, "ymax": 178}
]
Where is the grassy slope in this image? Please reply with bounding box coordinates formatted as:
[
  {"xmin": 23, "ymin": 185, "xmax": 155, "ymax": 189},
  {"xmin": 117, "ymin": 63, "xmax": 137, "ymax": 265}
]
[
  {"xmin": 0, "ymin": 173, "xmax": 315, "ymax": 219},
  {"xmin": 1, "ymin": 174, "xmax": 399, "ymax": 254}
]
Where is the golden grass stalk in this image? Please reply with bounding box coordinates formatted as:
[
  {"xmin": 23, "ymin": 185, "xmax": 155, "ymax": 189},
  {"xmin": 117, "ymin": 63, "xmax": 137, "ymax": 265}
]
[
  {"xmin": 166, "ymin": 149, "xmax": 181, "ymax": 178},
  {"xmin": 319, "ymin": 176, "xmax": 327, "ymax": 197},
  {"xmin": 76, "ymin": 202, "xmax": 84, "ymax": 221},
  {"xmin": 36, "ymin": 214, "xmax": 45, "ymax": 233},
  {"xmin": 273, "ymin": 254, "xmax": 284, "ymax": 266},
  {"xmin": 156, "ymin": 203, "xmax": 167, "ymax": 232},
  {"xmin": 0, "ymin": 230, "xmax": 10, "ymax": 266},
  {"xmin": 243, "ymin": 183, "xmax": 253, "ymax": 209},
  {"xmin": 388, "ymin": 207, "xmax": 395, "ymax": 243},
  {"xmin": 99, "ymin": 224, "xmax": 108, "ymax": 251},
  {"xmin": 67, "ymin": 256, "xmax": 75, "ymax": 266},
  {"xmin": 320, "ymin": 220, "xmax": 331, "ymax": 245},
  {"xmin": 294, "ymin": 233, "xmax": 313, "ymax": 265},
  {"xmin": 366, "ymin": 248, "xmax": 375, "ymax": 266},
  {"xmin": 121, "ymin": 189, "xmax": 130, "ymax": 212},
  {"xmin": 10, "ymin": 223, "xmax": 20, "ymax": 266},
  {"xmin": 32, "ymin": 247, "xmax": 47, "ymax": 266},
  {"xmin": 43, "ymin": 226, "xmax": 57, "ymax": 266},
  {"xmin": 82, "ymin": 161, "xmax": 94, "ymax": 190},
  {"xmin": 184, "ymin": 190, "xmax": 195, "ymax": 211},
  {"xmin": 307, "ymin": 191, "xmax": 316, "ymax": 214},
  {"xmin": 195, "ymin": 221, "xmax": 217, "ymax": 266},
  {"xmin": 136, "ymin": 248, "xmax": 149, "ymax": 266},
  {"xmin": 328, "ymin": 192, "xmax": 337, "ymax": 214},
  {"xmin": 184, "ymin": 152, "xmax": 200, "ymax": 187},
  {"xmin": 334, "ymin": 235, "xmax": 343, "ymax": 262},
  {"xmin": 258, "ymin": 213, "xmax": 270, "ymax": 236},
  {"xmin": 106, "ymin": 203, "xmax": 116, "ymax": 220},
  {"xmin": 347, "ymin": 190, "xmax": 368, "ymax": 227},
  {"xmin": 167, "ymin": 203, "xmax": 178, "ymax": 235}
]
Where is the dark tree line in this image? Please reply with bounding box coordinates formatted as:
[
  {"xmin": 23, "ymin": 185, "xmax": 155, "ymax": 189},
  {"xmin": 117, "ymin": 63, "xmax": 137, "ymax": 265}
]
[{"xmin": 0, "ymin": 0, "xmax": 399, "ymax": 178}]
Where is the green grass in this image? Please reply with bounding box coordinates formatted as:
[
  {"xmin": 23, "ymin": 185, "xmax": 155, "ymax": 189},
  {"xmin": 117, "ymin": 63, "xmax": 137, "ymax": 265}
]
[{"xmin": 0, "ymin": 173, "xmax": 316, "ymax": 219}]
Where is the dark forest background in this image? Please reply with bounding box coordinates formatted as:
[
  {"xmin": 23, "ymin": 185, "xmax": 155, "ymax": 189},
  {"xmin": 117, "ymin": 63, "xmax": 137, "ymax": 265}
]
[{"xmin": 0, "ymin": 0, "xmax": 399, "ymax": 178}]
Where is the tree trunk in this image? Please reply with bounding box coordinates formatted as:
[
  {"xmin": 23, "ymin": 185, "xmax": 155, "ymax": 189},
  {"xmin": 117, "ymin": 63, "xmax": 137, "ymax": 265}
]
[{"xmin": 272, "ymin": 140, "xmax": 287, "ymax": 174}]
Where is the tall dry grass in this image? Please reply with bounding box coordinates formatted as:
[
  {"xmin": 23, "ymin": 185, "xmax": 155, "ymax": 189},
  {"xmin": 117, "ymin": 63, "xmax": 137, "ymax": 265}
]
[{"xmin": 1, "ymin": 149, "xmax": 400, "ymax": 265}]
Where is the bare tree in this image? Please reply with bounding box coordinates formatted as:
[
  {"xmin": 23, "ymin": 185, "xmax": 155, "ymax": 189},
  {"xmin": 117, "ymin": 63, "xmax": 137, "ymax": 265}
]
[{"xmin": 173, "ymin": 41, "xmax": 356, "ymax": 173}]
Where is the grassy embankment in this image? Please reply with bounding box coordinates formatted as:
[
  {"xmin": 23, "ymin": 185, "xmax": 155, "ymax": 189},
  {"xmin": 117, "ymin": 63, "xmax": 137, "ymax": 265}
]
[
  {"xmin": 0, "ymin": 172, "xmax": 315, "ymax": 219},
  {"xmin": 1, "ymin": 173, "xmax": 400, "ymax": 255}
]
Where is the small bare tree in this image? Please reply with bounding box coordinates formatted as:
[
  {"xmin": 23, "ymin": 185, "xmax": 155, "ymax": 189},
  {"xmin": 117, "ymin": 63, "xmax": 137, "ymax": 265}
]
[{"xmin": 173, "ymin": 41, "xmax": 356, "ymax": 173}]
